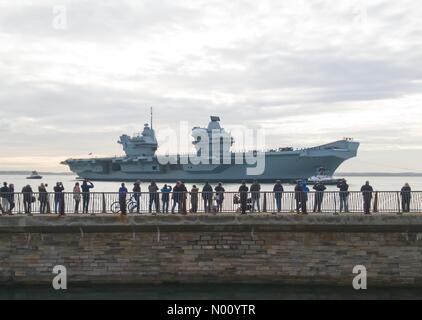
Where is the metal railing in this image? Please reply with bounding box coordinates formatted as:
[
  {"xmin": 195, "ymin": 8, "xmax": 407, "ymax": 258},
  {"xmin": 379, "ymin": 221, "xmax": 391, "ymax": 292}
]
[{"xmin": 0, "ymin": 191, "xmax": 421, "ymax": 215}]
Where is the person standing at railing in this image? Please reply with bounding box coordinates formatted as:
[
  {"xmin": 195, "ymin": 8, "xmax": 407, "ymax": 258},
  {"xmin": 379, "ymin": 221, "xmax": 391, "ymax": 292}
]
[
  {"xmin": 81, "ymin": 179, "xmax": 94, "ymax": 214},
  {"xmin": 239, "ymin": 181, "xmax": 249, "ymax": 215},
  {"xmin": 161, "ymin": 184, "xmax": 172, "ymax": 213},
  {"xmin": 38, "ymin": 183, "xmax": 48, "ymax": 214},
  {"xmin": 180, "ymin": 182, "xmax": 188, "ymax": 214},
  {"xmin": 190, "ymin": 185, "xmax": 199, "ymax": 213},
  {"xmin": 148, "ymin": 182, "xmax": 160, "ymax": 214},
  {"xmin": 302, "ymin": 182, "xmax": 309, "ymax": 214},
  {"xmin": 73, "ymin": 182, "xmax": 81, "ymax": 214},
  {"xmin": 8, "ymin": 184, "xmax": 15, "ymax": 214},
  {"xmin": 133, "ymin": 181, "xmax": 141, "ymax": 214},
  {"xmin": 337, "ymin": 179, "xmax": 350, "ymax": 213},
  {"xmin": 54, "ymin": 182, "xmax": 64, "ymax": 214},
  {"xmin": 250, "ymin": 180, "xmax": 261, "ymax": 213},
  {"xmin": 313, "ymin": 182, "xmax": 326, "ymax": 213},
  {"xmin": 119, "ymin": 183, "xmax": 128, "ymax": 215},
  {"xmin": 172, "ymin": 181, "xmax": 182, "ymax": 213},
  {"xmin": 361, "ymin": 181, "xmax": 374, "ymax": 215},
  {"xmin": 215, "ymin": 182, "xmax": 225, "ymax": 213},
  {"xmin": 0, "ymin": 182, "xmax": 10, "ymax": 214},
  {"xmin": 273, "ymin": 180, "xmax": 284, "ymax": 213},
  {"xmin": 202, "ymin": 182, "xmax": 213, "ymax": 213},
  {"xmin": 401, "ymin": 183, "xmax": 412, "ymax": 213},
  {"xmin": 295, "ymin": 181, "xmax": 308, "ymax": 214},
  {"xmin": 22, "ymin": 185, "xmax": 33, "ymax": 215}
]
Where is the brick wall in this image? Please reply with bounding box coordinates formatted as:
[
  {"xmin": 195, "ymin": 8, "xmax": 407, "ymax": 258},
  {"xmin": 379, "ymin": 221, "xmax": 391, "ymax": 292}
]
[{"xmin": 1, "ymin": 215, "xmax": 422, "ymax": 286}]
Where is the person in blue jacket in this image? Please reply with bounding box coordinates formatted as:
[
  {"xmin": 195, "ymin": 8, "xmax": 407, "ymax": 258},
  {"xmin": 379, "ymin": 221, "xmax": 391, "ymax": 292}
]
[
  {"xmin": 161, "ymin": 184, "xmax": 172, "ymax": 213},
  {"xmin": 119, "ymin": 183, "xmax": 128, "ymax": 214},
  {"xmin": 302, "ymin": 181, "xmax": 309, "ymax": 214}
]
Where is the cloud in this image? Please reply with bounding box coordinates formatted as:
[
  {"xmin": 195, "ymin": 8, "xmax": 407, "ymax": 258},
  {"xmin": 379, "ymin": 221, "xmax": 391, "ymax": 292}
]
[{"xmin": 0, "ymin": 0, "xmax": 421, "ymax": 171}]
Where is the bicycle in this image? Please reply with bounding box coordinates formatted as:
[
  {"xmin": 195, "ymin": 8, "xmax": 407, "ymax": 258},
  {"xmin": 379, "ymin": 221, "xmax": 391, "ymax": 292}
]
[{"xmin": 110, "ymin": 195, "xmax": 139, "ymax": 214}]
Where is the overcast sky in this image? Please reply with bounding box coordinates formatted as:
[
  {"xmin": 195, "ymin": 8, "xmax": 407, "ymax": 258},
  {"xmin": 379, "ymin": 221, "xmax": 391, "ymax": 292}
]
[{"xmin": 0, "ymin": 0, "xmax": 421, "ymax": 172}]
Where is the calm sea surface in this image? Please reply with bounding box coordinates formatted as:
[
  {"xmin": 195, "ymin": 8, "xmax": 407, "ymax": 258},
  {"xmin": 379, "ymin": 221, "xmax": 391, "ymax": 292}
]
[
  {"xmin": 1, "ymin": 284, "xmax": 422, "ymax": 300},
  {"xmin": 0, "ymin": 174, "xmax": 421, "ymax": 193}
]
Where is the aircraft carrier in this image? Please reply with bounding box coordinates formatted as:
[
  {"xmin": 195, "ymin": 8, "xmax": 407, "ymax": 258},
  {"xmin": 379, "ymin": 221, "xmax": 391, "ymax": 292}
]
[{"xmin": 62, "ymin": 116, "xmax": 360, "ymax": 182}]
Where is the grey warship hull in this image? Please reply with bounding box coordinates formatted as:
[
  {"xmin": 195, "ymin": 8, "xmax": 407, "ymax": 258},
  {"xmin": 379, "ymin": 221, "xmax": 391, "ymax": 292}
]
[{"xmin": 64, "ymin": 140, "xmax": 359, "ymax": 183}]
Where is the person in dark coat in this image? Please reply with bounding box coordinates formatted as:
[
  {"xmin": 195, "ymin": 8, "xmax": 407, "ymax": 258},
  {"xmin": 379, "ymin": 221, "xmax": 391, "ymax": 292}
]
[
  {"xmin": 273, "ymin": 180, "xmax": 284, "ymax": 213},
  {"xmin": 214, "ymin": 182, "xmax": 225, "ymax": 213},
  {"xmin": 294, "ymin": 181, "xmax": 303, "ymax": 214},
  {"xmin": 53, "ymin": 182, "xmax": 64, "ymax": 214},
  {"xmin": 190, "ymin": 185, "xmax": 199, "ymax": 213},
  {"xmin": 81, "ymin": 180, "xmax": 94, "ymax": 214},
  {"xmin": 337, "ymin": 179, "xmax": 350, "ymax": 213},
  {"xmin": 119, "ymin": 183, "xmax": 128, "ymax": 214},
  {"xmin": 172, "ymin": 181, "xmax": 181, "ymax": 213},
  {"xmin": 38, "ymin": 183, "xmax": 48, "ymax": 214},
  {"xmin": 0, "ymin": 182, "xmax": 10, "ymax": 214},
  {"xmin": 401, "ymin": 183, "xmax": 412, "ymax": 213},
  {"xmin": 313, "ymin": 182, "xmax": 327, "ymax": 213},
  {"xmin": 180, "ymin": 182, "xmax": 188, "ymax": 214},
  {"xmin": 295, "ymin": 181, "xmax": 308, "ymax": 214},
  {"xmin": 202, "ymin": 182, "xmax": 213, "ymax": 213},
  {"xmin": 250, "ymin": 180, "xmax": 261, "ymax": 212},
  {"xmin": 239, "ymin": 181, "xmax": 249, "ymax": 215},
  {"xmin": 361, "ymin": 181, "xmax": 374, "ymax": 215},
  {"xmin": 133, "ymin": 181, "xmax": 141, "ymax": 213},
  {"xmin": 148, "ymin": 182, "xmax": 160, "ymax": 214},
  {"xmin": 8, "ymin": 184, "xmax": 15, "ymax": 214},
  {"xmin": 22, "ymin": 185, "xmax": 33, "ymax": 215}
]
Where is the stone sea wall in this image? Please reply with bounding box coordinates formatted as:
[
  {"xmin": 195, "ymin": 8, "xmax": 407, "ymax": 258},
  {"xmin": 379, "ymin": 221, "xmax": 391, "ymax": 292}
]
[{"xmin": 1, "ymin": 214, "xmax": 422, "ymax": 286}]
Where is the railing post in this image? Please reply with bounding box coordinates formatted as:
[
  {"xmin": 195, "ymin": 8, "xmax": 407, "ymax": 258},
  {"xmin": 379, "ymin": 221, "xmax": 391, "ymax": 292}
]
[
  {"xmin": 263, "ymin": 192, "xmax": 267, "ymax": 213},
  {"xmin": 102, "ymin": 193, "xmax": 106, "ymax": 214},
  {"xmin": 397, "ymin": 191, "xmax": 402, "ymax": 215},
  {"xmin": 290, "ymin": 193, "xmax": 295, "ymax": 213},
  {"xmin": 373, "ymin": 192, "xmax": 379, "ymax": 213},
  {"xmin": 334, "ymin": 192, "xmax": 337, "ymax": 215}
]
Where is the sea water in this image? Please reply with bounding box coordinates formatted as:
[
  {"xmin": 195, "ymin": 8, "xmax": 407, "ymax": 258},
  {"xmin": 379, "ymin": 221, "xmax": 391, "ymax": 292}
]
[
  {"xmin": 0, "ymin": 174, "xmax": 421, "ymax": 193},
  {"xmin": 1, "ymin": 283, "xmax": 422, "ymax": 300}
]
